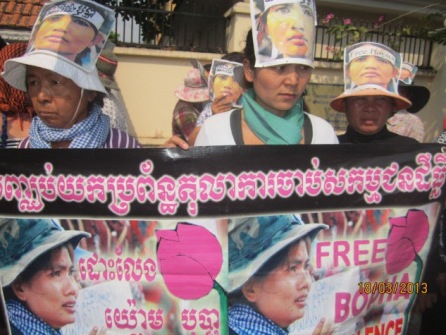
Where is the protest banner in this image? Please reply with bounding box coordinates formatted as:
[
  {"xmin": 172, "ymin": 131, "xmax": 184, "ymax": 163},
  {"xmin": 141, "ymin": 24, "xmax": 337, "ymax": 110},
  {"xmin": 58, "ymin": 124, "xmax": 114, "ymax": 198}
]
[{"xmin": 1, "ymin": 144, "xmax": 446, "ymax": 334}]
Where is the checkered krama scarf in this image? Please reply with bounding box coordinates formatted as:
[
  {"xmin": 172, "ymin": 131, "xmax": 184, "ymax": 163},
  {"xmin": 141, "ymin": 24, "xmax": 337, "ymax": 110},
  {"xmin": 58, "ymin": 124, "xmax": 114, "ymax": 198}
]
[{"xmin": 0, "ymin": 43, "xmax": 34, "ymax": 117}]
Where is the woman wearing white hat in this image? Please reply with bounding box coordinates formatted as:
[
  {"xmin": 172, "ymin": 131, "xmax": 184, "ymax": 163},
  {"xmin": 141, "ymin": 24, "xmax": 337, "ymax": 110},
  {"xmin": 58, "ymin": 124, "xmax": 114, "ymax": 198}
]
[
  {"xmin": 1, "ymin": 0, "xmax": 140, "ymax": 149},
  {"xmin": 228, "ymin": 215, "xmax": 332, "ymax": 334},
  {"xmin": 0, "ymin": 218, "xmax": 104, "ymax": 335}
]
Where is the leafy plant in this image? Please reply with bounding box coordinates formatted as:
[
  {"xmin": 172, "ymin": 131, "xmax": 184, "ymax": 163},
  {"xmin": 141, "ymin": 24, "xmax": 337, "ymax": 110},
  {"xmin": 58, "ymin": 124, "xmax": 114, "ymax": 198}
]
[{"xmin": 321, "ymin": 10, "xmax": 446, "ymax": 61}]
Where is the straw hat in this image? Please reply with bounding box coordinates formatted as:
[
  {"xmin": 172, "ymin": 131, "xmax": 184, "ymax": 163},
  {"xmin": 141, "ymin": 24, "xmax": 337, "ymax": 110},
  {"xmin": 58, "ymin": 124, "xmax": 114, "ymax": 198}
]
[
  {"xmin": 330, "ymin": 42, "xmax": 412, "ymax": 113},
  {"xmin": 0, "ymin": 218, "xmax": 90, "ymax": 287},
  {"xmin": 228, "ymin": 214, "xmax": 327, "ymax": 293}
]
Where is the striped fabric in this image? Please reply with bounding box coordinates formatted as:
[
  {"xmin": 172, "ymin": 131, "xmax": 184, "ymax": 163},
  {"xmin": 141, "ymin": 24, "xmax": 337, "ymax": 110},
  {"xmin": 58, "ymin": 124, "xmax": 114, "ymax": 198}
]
[{"xmin": 18, "ymin": 128, "xmax": 141, "ymax": 148}]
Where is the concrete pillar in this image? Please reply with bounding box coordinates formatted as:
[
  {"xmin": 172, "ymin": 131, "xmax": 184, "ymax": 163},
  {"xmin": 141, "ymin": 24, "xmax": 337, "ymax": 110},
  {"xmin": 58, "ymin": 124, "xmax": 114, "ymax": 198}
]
[{"xmin": 224, "ymin": 0, "xmax": 251, "ymax": 53}]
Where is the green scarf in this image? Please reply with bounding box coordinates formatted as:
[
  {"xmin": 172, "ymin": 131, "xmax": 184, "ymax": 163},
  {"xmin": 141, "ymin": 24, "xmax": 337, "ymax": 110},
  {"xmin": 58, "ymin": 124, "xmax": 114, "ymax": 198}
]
[{"xmin": 242, "ymin": 89, "xmax": 304, "ymax": 144}]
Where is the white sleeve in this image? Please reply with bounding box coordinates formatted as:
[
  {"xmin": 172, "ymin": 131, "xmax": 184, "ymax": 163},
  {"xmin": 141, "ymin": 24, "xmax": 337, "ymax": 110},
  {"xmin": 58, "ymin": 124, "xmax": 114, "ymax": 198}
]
[
  {"xmin": 307, "ymin": 113, "xmax": 339, "ymax": 144},
  {"xmin": 194, "ymin": 111, "xmax": 236, "ymax": 146}
]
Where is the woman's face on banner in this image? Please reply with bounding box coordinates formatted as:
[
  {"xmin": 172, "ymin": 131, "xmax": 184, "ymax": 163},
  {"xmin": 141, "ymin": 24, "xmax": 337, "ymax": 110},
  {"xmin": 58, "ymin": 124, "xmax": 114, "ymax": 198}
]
[
  {"xmin": 212, "ymin": 74, "xmax": 244, "ymax": 101},
  {"xmin": 266, "ymin": 3, "xmax": 314, "ymax": 58},
  {"xmin": 247, "ymin": 239, "xmax": 313, "ymax": 328},
  {"xmin": 14, "ymin": 246, "xmax": 79, "ymax": 329},
  {"xmin": 348, "ymin": 55, "xmax": 398, "ymax": 88},
  {"xmin": 34, "ymin": 14, "xmax": 98, "ymax": 60}
]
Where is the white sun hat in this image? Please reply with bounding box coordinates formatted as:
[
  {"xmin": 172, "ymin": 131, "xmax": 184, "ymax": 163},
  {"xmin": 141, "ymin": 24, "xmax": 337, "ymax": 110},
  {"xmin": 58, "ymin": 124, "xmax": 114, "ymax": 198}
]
[{"xmin": 1, "ymin": 0, "xmax": 115, "ymax": 94}]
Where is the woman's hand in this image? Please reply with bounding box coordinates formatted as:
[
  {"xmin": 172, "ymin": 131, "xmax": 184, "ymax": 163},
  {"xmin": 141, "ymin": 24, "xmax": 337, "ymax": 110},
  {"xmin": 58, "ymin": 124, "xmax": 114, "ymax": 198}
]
[
  {"xmin": 211, "ymin": 94, "xmax": 235, "ymax": 115},
  {"xmin": 312, "ymin": 317, "xmax": 333, "ymax": 335},
  {"xmin": 162, "ymin": 135, "xmax": 190, "ymax": 149}
]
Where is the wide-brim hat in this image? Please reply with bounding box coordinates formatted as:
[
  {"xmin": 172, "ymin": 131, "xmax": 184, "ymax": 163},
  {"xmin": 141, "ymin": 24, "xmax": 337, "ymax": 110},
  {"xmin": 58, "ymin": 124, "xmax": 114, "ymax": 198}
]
[
  {"xmin": 330, "ymin": 84, "xmax": 412, "ymax": 113},
  {"xmin": 2, "ymin": 50, "xmax": 106, "ymax": 94},
  {"xmin": 399, "ymin": 84, "xmax": 430, "ymax": 113},
  {"xmin": 228, "ymin": 214, "xmax": 327, "ymax": 293},
  {"xmin": 174, "ymin": 68, "xmax": 210, "ymax": 103},
  {"xmin": 0, "ymin": 218, "xmax": 90, "ymax": 287}
]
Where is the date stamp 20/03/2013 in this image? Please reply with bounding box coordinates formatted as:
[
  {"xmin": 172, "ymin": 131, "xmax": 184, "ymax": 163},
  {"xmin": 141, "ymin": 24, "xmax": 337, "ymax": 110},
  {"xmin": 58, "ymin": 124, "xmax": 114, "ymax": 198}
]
[{"xmin": 358, "ymin": 281, "xmax": 428, "ymax": 295}]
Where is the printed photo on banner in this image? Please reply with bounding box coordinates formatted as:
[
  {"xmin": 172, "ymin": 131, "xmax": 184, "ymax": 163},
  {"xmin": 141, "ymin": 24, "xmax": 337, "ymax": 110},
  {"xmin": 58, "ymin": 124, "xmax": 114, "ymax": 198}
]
[
  {"xmin": 0, "ymin": 218, "xmax": 228, "ymax": 335},
  {"xmin": 290, "ymin": 205, "xmax": 439, "ymax": 335},
  {"xmin": 27, "ymin": 0, "xmax": 115, "ymax": 70},
  {"xmin": 208, "ymin": 59, "xmax": 245, "ymax": 108},
  {"xmin": 250, "ymin": 0, "xmax": 317, "ymax": 68},
  {"xmin": 1, "ymin": 144, "xmax": 446, "ymax": 334},
  {"xmin": 343, "ymin": 42, "xmax": 401, "ymax": 93}
]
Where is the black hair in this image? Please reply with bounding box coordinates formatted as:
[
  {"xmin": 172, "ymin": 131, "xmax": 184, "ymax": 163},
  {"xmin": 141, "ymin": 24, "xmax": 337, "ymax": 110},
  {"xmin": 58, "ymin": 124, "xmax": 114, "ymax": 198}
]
[
  {"xmin": 228, "ymin": 236, "xmax": 312, "ymax": 306},
  {"xmin": 222, "ymin": 52, "xmax": 245, "ymax": 64},
  {"xmin": 243, "ymin": 29, "xmax": 256, "ymax": 70},
  {"xmin": 3, "ymin": 242, "xmax": 75, "ymax": 300}
]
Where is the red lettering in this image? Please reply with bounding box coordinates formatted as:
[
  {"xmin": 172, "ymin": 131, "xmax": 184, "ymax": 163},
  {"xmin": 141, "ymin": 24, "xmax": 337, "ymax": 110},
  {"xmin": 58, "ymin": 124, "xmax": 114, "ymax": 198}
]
[
  {"xmin": 316, "ymin": 241, "xmax": 330, "ymax": 268},
  {"xmin": 334, "ymin": 241, "xmax": 350, "ymax": 267},
  {"xmin": 334, "ymin": 292, "xmax": 350, "ymax": 323},
  {"xmin": 354, "ymin": 240, "xmax": 369, "ymax": 265},
  {"xmin": 371, "ymin": 239, "xmax": 387, "ymax": 263}
]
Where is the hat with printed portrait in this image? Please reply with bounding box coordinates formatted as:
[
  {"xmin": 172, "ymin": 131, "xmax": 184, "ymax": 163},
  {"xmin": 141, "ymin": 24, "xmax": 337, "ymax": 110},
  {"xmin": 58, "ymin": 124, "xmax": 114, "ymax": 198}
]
[
  {"xmin": 398, "ymin": 62, "xmax": 430, "ymax": 113},
  {"xmin": 251, "ymin": 0, "xmax": 317, "ymax": 68},
  {"xmin": 1, "ymin": 0, "xmax": 115, "ymax": 94},
  {"xmin": 0, "ymin": 218, "xmax": 90, "ymax": 287},
  {"xmin": 330, "ymin": 42, "xmax": 412, "ymax": 113},
  {"xmin": 228, "ymin": 214, "xmax": 327, "ymax": 293}
]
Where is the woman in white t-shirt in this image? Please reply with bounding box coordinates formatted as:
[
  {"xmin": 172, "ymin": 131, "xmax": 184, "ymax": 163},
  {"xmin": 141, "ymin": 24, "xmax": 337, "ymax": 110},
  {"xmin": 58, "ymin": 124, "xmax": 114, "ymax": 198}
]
[{"xmin": 194, "ymin": 29, "xmax": 338, "ymax": 146}]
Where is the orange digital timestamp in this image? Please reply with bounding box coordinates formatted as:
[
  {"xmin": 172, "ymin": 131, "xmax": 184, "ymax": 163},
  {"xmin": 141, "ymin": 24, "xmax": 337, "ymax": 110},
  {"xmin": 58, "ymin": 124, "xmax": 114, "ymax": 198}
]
[{"xmin": 358, "ymin": 281, "xmax": 428, "ymax": 295}]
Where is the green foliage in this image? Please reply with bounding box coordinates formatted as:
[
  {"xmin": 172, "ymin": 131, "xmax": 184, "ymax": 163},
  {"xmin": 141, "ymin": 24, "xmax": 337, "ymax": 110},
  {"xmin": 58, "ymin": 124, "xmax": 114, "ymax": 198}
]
[
  {"xmin": 97, "ymin": 0, "xmax": 181, "ymax": 43},
  {"xmin": 321, "ymin": 11, "xmax": 446, "ymax": 61}
]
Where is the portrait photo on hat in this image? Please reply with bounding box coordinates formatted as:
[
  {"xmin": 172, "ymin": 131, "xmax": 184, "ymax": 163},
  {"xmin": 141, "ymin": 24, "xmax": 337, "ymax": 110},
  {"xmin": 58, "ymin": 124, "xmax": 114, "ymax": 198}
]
[
  {"xmin": 228, "ymin": 214, "xmax": 327, "ymax": 293},
  {"xmin": 208, "ymin": 59, "xmax": 245, "ymax": 107},
  {"xmin": 27, "ymin": 0, "xmax": 115, "ymax": 70},
  {"xmin": 399, "ymin": 61, "xmax": 417, "ymax": 85},
  {"xmin": 330, "ymin": 42, "xmax": 412, "ymax": 113},
  {"xmin": 344, "ymin": 42, "xmax": 401, "ymax": 93},
  {"xmin": 250, "ymin": 0, "xmax": 317, "ymax": 68},
  {"xmin": 1, "ymin": 0, "xmax": 115, "ymax": 94},
  {"xmin": 174, "ymin": 68, "xmax": 210, "ymax": 103},
  {"xmin": 398, "ymin": 62, "xmax": 430, "ymax": 113}
]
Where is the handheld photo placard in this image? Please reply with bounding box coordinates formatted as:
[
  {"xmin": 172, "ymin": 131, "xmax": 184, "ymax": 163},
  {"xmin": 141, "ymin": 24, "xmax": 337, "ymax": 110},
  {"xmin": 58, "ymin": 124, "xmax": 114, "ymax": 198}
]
[
  {"xmin": 28, "ymin": 0, "xmax": 115, "ymax": 70},
  {"xmin": 208, "ymin": 59, "xmax": 244, "ymax": 108},
  {"xmin": 250, "ymin": 0, "xmax": 317, "ymax": 68}
]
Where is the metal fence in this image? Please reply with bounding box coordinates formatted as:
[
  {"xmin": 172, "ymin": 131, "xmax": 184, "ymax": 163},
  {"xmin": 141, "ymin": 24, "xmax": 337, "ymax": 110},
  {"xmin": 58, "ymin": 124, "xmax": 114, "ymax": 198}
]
[
  {"xmin": 314, "ymin": 18, "xmax": 435, "ymax": 69},
  {"xmin": 110, "ymin": 7, "xmax": 434, "ymax": 69},
  {"xmin": 111, "ymin": 3, "xmax": 228, "ymax": 53}
]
